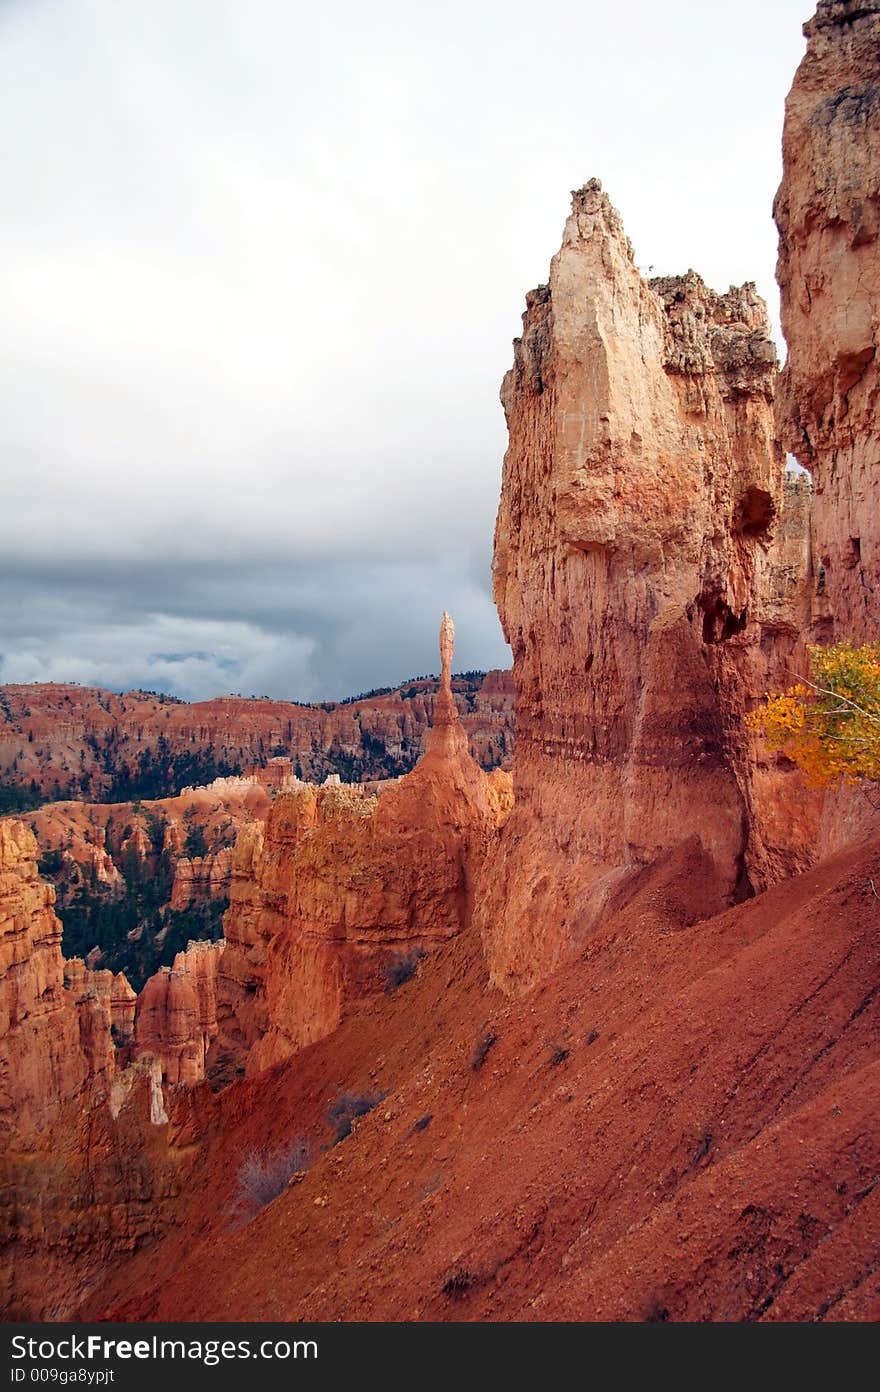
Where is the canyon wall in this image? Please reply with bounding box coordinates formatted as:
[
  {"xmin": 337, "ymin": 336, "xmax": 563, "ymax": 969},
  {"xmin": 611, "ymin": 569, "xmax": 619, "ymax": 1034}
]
[
  {"xmin": 775, "ymin": 0, "xmax": 880, "ymax": 645},
  {"xmin": 774, "ymin": 0, "xmax": 880, "ymax": 855},
  {"xmin": 9, "ymin": 779, "xmax": 273, "ymax": 990},
  {"xmin": 0, "ymin": 671, "xmax": 513, "ymax": 803},
  {"xmin": 0, "ymin": 817, "xmax": 220, "ymax": 1127},
  {"xmin": 477, "ymin": 181, "xmax": 815, "ymax": 993},
  {"xmin": 0, "ymin": 822, "xmax": 224, "ymax": 1316},
  {"xmin": 0, "ymin": 821, "xmax": 122, "ymax": 1133}
]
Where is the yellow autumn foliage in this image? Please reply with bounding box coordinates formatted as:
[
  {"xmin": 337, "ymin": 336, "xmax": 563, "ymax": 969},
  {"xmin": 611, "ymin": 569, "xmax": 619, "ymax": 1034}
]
[{"xmin": 748, "ymin": 641, "xmax": 880, "ymax": 786}]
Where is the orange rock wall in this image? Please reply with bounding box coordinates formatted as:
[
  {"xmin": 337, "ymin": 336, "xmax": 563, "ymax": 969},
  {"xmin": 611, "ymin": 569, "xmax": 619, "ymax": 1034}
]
[{"xmin": 478, "ymin": 182, "xmax": 814, "ymax": 993}]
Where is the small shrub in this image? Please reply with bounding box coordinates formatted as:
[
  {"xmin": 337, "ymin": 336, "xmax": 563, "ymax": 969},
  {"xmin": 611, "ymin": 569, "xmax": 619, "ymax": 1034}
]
[
  {"xmin": 326, "ymin": 1090, "xmax": 385, "ymax": 1144},
  {"xmin": 748, "ymin": 640, "xmax": 880, "ymax": 790},
  {"xmin": 382, "ymin": 947, "xmax": 426, "ymax": 994},
  {"xmin": 584, "ymin": 1029, "xmax": 599, "ymax": 1046},
  {"xmin": 470, "ymin": 1029, "xmax": 497, "ymax": 1071},
  {"xmin": 644, "ymin": 1297, "xmax": 671, "ymax": 1322},
  {"xmin": 690, "ymin": 1127, "xmax": 713, "ymax": 1168},
  {"xmin": 548, "ymin": 1043, "xmax": 570, "ymax": 1066},
  {"xmin": 234, "ymin": 1137, "xmax": 310, "ymax": 1218},
  {"xmin": 412, "ymin": 1113, "xmax": 432, "ymax": 1133},
  {"xmin": 442, "ymin": 1268, "xmax": 476, "ymax": 1299}
]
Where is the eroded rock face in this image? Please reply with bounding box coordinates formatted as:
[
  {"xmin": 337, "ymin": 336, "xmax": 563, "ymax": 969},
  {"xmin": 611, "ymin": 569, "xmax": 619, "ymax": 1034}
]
[
  {"xmin": 64, "ymin": 958, "xmax": 137, "ymax": 1046},
  {"xmin": 22, "ymin": 781, "xmax": 271, "ymax": 921},
  {"xmin": 0, "ymin": 822, "xmax": 131, "ymax": 1133},
  {"xmin": 211, "ymin": 620, "xmax": 507, "ymax": 1078},
  {"xmin": 775, "ymin": 0, "xmax": 880, "ymax": 645},
  {"xmin": 478, "ymin": 182, "xmax": 804, "ymax": 993},
  {"xmin": 134, "ymin": 940, "xmax": 223, "ymax": 1087},
  {"xmin": 774, "ymin": 0, "xmax": 880, "ymax": 856},
  {"xmin": 168, "ymin": 849, "xmax": 234, "ymax": 911},
  {"xmin": 208, "ymin": 797, "xmax": 315, "ymax": 1083}
]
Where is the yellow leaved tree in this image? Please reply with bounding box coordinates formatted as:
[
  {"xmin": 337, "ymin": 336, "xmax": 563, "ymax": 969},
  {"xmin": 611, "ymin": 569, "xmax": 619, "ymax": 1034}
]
[{"xmin": 748, "ymin": 641, "xmax": 880, "ymax": 788}]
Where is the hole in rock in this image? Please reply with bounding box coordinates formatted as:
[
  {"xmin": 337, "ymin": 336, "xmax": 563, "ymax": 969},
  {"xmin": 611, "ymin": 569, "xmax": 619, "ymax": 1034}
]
[
  {"xmin": 735, "ymin": 486, "xmax": 776, "ymax": 536},
  {"xmin": 700, "ymin": 597, "xmax": 748, "ymax": 644}
]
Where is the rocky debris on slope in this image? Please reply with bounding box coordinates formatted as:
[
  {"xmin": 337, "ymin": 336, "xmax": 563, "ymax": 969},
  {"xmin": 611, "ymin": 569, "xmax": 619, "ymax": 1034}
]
[
  {"xmin": 3, "ymin": 0, "xmax": 879, "ymax": 1329},
  {"xmin": 478, "ymin": 180, "xmax": 817, "ymax": 994},
  {"xmin": 775, "ymin": 0, "xmax": 880, "ymax": 646},
  {"xmin": 210, "ymin": 616, "xmax": 513, "ymax": 1080},
  {"xmin": 81, "ymin": 833, "xmax": 880, "ymax": 1324}
]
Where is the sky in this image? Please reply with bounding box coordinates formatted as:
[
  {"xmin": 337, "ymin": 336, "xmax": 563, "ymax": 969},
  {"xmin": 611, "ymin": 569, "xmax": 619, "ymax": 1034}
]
[{"xmin": 0, "ymin": 0, "xmax": 811, "ymax": 702}]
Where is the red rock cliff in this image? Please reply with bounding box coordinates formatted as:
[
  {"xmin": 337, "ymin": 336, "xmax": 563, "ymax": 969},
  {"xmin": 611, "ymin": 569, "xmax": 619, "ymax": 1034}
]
[
  {"xmin": 0, "ymin": 671, "xmax": 514, "ymax": 802},
  {"xmin": 775, "ymin": 0, "xmax": 880, "ymax": 853},
  {"xmin": 477, "ymin": 182, "xmax": 813, "ymax": 992},
  {"xmin": 0, "ymin": 822, "xmax": 131, "ymax": 1133},
  {"xmin": 775, "ymin": 0, "xmax": 880, "ymax": 644}
]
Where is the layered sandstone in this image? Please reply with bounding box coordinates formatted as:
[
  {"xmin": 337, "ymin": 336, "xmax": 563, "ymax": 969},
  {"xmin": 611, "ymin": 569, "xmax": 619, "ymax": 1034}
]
[
  {"xmin": 64, "ymin": 958, "xmax": 137, "ymax": 1042},
  {"xmin": 211, "ymin": 617, "xmax": 511, "ymax": 1078},
  {"xmin": 134, "ymin": 940, "xmax": 223, "ymax": 1087},
  {"xmin": 478, "ymin": 182, "xmax": 812, "ymax": 992},
  {"xmin": 168, "ymin": 849, "xmax": 234, "ymax": 911},
  {"xmin": 0, "ymin": 822, "xmax": 131, "ymax": 1133},
  {"xmin": 775, "ymin": 0, "xmax": 880, "ymax": 644},
  {"xmin": 775, "ymin": 0, "xmax": 880, "ymax": 855},
  {"xmin": 0, "ymin": 671, "xmax": 514, "ymax": 804},
  {"xmin": 22, "ymin": 780, "xmax": 272, "ymax": 912}
]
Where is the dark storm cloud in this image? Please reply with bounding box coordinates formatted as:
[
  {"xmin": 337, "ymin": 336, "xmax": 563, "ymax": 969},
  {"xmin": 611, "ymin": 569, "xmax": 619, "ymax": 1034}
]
[{"xmin": 0, "ymin": 0, "xmax": 807, "ymax": 701}]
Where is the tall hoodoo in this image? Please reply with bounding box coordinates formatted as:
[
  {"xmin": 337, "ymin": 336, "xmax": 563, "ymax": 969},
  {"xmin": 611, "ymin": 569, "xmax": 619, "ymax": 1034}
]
[
  {"xmin": 439, "ymin": 610, "xmax": 455, "ymax": 692},
  {"xmin": 775, "ymin": 0, "xmax": 880, "ymax": 642},
  {"xmin": 210, "ymin": 615, "xmax": 510, "ymax": 1077},
  {"xmin": 478, "ymin": 180, "xmax": 792, "ymax": 992}
]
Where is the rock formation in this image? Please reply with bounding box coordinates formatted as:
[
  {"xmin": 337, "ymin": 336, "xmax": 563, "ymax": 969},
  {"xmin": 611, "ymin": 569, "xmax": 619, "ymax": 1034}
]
[
  {"xmin": 775, "ymin": 0, "xmax": 880, "ymax": 645},
  {"xmin": 168, "ymin": 848, "xmax": 234, "ymax": 911},
  {"xmin": 2, "ymin": 0, "xmax": 879, "ymax": 1328},
  {"xmin": 774, "ymin": 0, "xmax": 880, "ymax": 855},
  {"xmin": 211, "ymin": 615, "xmax": 512, "ymax": 1078},
  {"xmin": 0, "ymin": 822, "xmax": 134, "ymax": 1134},
  {"xmin": 477, "ymin": 181, "xmax": 817, "ymax": 993},
  {"xmin": 0, "ymin": 671, "xmax": 514, "ymax": 804},
  {"xmin": 63, "ymin": 958, "xmax": 137, "ymax": 1042},
  {"xmin": 22, "ymin": 779, "xmax": 272, "ymax": 912},
  {"xmin": 133, "ymin": 940, "xmax": 223, "ymax": 1087}
]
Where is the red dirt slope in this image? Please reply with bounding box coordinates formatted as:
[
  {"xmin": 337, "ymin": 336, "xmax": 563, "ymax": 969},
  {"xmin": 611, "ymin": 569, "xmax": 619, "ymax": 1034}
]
[{"xmin": 85, "ymin": 833, "xmax": 880, "ymax": 1322}]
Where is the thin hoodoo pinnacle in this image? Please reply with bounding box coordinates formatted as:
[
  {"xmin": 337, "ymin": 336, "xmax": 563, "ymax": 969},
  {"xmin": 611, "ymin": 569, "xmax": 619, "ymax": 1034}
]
[{"xmin": 439, "ymin": 610, "xmax": 454, "ymax": 697}]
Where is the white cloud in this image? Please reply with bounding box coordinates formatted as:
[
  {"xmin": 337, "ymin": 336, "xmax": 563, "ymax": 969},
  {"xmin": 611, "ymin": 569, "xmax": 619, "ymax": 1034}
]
[{"xmin": 0, "ymin": 0, "xmax": 809, "ymax": 697}]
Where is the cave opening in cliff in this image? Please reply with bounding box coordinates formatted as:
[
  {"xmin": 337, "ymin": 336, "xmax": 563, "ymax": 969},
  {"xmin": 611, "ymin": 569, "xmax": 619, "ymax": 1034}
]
[
  {"xmin": 734, "ymin": 486, "xmax": 776, "ymax": 537},
  {"xmin": 700, "ymin": 597, "xmax": 748, "ymax": 644}
]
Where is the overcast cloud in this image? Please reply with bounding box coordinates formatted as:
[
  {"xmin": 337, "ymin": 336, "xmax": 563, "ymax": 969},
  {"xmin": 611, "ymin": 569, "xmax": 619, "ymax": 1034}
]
[{"xmin": 0, "ymin": 0, "xmax": 809, "ymax": 701}]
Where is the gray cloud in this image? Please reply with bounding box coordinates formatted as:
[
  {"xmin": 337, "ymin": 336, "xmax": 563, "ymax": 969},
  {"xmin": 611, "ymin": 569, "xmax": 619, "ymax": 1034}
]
[{"xmin": 0, "ymin": 0, "xmax": 808, "ymax": 701}]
